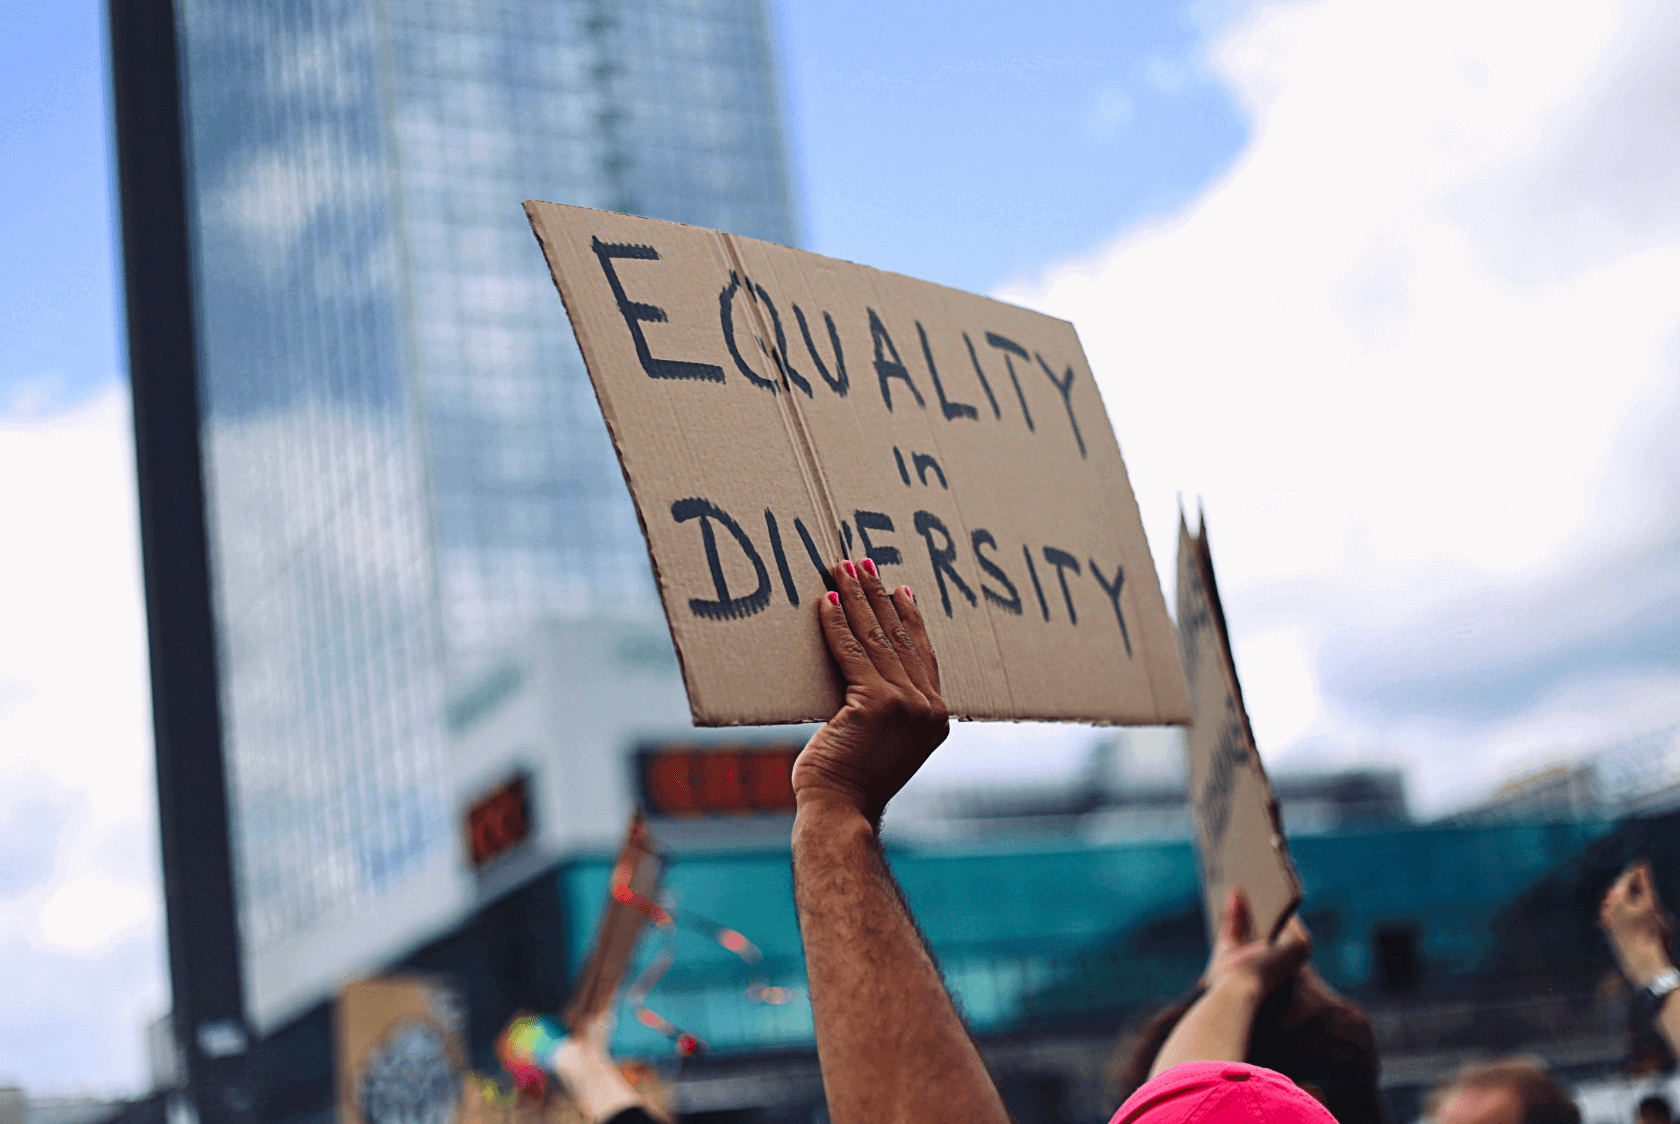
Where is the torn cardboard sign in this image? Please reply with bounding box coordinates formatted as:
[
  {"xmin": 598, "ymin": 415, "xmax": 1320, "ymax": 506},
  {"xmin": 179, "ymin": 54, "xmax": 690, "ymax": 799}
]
[
  {"xmin": 563, "ymin": 812, "xmax": 662, "ymax": 1029},
  {"xmin": 525, "ymin": 200, "xmax": 1190, "ymax": 726},
  {"xmin": 1176, "ymin": 510, "xmax": 1302, "ymax": 943}
]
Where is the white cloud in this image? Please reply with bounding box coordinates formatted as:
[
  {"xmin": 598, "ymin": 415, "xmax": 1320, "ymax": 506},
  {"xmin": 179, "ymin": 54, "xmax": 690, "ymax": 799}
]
[
  {"xmin": 0, "ymin": 386, "xmax": 165, "ymax": 1090},
  {"xmin": 999, "ymin": 0, "xmax": 1680, "ymax": 815},
  {"xmin": 37, "ymin": 875, "xmax": 155, "ymax": 954},
  {"xmin": 1085, "ymin": 87, "xmax": 1136, "ymax": 143}
]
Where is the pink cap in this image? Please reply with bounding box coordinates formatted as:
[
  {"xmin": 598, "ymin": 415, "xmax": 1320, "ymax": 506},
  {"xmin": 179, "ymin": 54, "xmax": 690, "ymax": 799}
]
[{"xmin": 1108, "ymin": 1061, "xmax": 1337, "ymax": 1124}]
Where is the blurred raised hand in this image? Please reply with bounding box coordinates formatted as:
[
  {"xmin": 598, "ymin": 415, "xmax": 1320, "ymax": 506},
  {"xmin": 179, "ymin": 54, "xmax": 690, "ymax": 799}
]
[{"xmin": 1601, "ymin": 860, "xmax": 1675, "ymax": 987}]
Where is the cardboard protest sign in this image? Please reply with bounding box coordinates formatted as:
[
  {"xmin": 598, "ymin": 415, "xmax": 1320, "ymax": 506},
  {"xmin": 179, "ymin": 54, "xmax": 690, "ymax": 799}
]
[
  {"xmin": 524, "ymin": 201, "xmax": 1190, "ymax": 726},
  {"xmin": 336, "ymin": 975, "xmax": 466, "ymax": 1124},
  {"xmin": 1176, "ymin": 510, "xmax": 1302, "ymax": 943},
  {"xmin": 562, "ymin": 812, "xmax": 663, "ymax": 1028}
]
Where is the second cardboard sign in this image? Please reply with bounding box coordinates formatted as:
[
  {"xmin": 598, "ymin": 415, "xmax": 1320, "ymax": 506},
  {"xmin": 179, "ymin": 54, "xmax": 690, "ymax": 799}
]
[
  {"xmin": 526, "ymin": 202, "xmax": 1190, "ymax": 727},
  {"xmin": 1176, "ymin": 510, "xmax": 1302, "ymax": 942}
]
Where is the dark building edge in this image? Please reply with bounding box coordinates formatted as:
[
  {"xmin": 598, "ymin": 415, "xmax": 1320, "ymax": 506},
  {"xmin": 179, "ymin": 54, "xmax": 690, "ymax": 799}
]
[{"xmin": 106, "ymin": 1, "xmax": 253, "ymax": 1121}]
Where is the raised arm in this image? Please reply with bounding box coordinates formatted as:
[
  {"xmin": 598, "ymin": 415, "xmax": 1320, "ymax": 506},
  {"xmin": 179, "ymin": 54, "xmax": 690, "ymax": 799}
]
[
  {"xmin": 1149, "ymin": 888, "xmax": 1311, "ymax": 1078},
  {"xmin": 1601, "ymin": 861, "xmax": 1680, "ymax": 1058},
  {"xmin": 791, "ymin": 559, "xmax": 1010, "ymax": 1124}
]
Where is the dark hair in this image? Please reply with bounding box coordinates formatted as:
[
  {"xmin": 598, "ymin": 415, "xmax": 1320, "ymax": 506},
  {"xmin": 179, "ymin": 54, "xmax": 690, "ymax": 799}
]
[
  {"xmin": 1430, "ymin": 1061, "xmax": 1580, "ymax": 1124},
  {"xmin": 1638, "ymin": 1096, "xmax": 1672, "ymax": 1121},
  {"xmin": 1111, "ymin": 972, "xmax": 1387, "ymax": 1124}
]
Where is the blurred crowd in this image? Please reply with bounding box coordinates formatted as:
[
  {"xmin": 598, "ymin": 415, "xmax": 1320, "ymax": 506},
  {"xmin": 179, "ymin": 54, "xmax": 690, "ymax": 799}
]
[{"xmin": 511, "ymin": 563, "xmax": 1680, "ymax": 1124}]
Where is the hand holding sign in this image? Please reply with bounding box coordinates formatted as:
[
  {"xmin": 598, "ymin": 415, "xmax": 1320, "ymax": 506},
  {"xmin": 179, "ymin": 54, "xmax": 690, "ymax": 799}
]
[
  {"xmin": 524, "ymin": 202, "xmax": 1189, "ymax": 726},
  {"xmin": 792, "ymin": 561, "xmax": 947, "ymax": 828},
  {"xmin": 1202, "ymin": 887, "xmax": 1313, "ymax": 1000}
]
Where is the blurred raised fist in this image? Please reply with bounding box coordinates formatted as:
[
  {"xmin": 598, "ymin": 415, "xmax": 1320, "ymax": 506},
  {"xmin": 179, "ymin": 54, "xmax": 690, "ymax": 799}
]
[{"xmin": 1600, "ymin": 860, "xmax": 1676, "ymax": 987}]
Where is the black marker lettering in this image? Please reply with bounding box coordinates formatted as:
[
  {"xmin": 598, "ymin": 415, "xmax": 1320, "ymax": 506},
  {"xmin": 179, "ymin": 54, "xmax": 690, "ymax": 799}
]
[
  {"xmin": 719, "ymin": 271, "xmax": 778, "ymax": 391},
  {"xmin": 918, "ymin": 321, "xmax": 977, "ymax": 421},
  {"xmin": 1041, "ymin": 547, "xmax": 1082, "ymax": 625},
  {"xmin": 1023, "ymin": 545, "xmax": 1050, "ymax": 621},
  {"xmin": 1035, "ymin": 353, "xmax": 1085, "ymax": 458},
  {"xmin": 972, "ymin": 530, "xmax": 1022, "ymax": 615},
  {"xmin": 765, "ymin": 509, "xmax": 798, "ymax": 607},
  {"xmin": 754, "ymin": 283, "xmax": 811, "ymax": 396},
  {"xmin": 962, "ymin": 332, "xmax": 1002, "ymax": 419},
  {"xmin": 893, "ymin": 447, "xmax": 911, "ymax": 485},
  {"xmin": 591, "ymin": 238, "xmax": 724, "ymax": 382},
  {"xmin": 794, "ymin": 304, "xmax": 848, "ymax": 396},
  {"xmin": 868, "ymin": 308, "xmax": 925, "ymax": 411},
  {"xmin": 1090, "ymin": 559, "xmax": 1132, "ymax": 656},
  {"xmin": 794, "ymin": 517, "xmax": 836, "ymax": 592},
  {"xmin": 912, "ymin": 453, "xmax": 947, "ymax": 489},
  {"xmin": 853, "ymin": 510, "xmax": 902, "ymax": 569},
  {"xmin": 913, "ymin": 511, "xmax": 976, "ymax": 617},
  {"xmin": 985, "ymin": 332, "xmax": 1035, "ymax": 430},
  {"xmin": 840, "ymin": 520, "xmax": 854, "ymax": 558},
  {"xmin": 671, "ymin": 498, "xmax": 770, "ymax": 619}
]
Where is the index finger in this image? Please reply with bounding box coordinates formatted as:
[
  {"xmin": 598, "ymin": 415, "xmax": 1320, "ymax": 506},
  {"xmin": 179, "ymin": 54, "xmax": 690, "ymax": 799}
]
[
  {"xmin": 833, "ymin": 559, "xmax": 916, "ymax": 687},
  {"xmin": 892, "ymin": 582, "xmax": 942, "ymax": 701},
  {"xmin": 855, "ymin": 559, "xmax": 936, "ymax": 698}
]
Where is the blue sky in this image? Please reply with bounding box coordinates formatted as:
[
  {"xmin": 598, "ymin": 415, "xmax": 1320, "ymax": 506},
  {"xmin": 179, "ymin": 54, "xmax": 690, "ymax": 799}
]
[
  {"xmin": 778, "ymin": 0, "xmax": 1245, "ymax": 292},
  {"xmin": 0, "ymin": 2, "xmax": 117, "ymax": 410},
  {"xmin": 0, "ymin": 1, "xmax": 1248, "ymax": 410}
]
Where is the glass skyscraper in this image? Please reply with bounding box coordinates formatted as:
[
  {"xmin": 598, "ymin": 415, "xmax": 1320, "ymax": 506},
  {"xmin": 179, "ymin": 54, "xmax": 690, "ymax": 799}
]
[{"xmin": 171, "ymin": 0, "xmax": 797, "ymax": 999}]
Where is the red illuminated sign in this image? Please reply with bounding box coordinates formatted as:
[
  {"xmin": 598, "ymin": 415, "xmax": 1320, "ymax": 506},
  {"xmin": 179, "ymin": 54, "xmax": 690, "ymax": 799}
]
[
  {"xmin": 638, "ymin": 745, "xmax": 798, "ymax": 816},
  {"xmin": 465, "ymin": 773, "xmax": 532, "ymax": 868}
]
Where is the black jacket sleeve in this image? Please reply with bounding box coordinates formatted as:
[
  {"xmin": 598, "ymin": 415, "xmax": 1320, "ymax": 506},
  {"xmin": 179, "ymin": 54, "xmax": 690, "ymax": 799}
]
[{"xmin": 603, "ymin": 1109, "xmax": 659, "ymax": 1124}]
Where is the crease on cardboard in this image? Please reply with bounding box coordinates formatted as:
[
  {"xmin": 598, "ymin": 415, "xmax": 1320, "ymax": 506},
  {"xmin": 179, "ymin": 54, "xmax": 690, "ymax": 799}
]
[
  {"xmin": 907, "ymin": 328, "xmax": 1016, "ymax": 719},
  {"xmin": 719, "ymin": 233, "xmax": 845, "ymax": 568}
]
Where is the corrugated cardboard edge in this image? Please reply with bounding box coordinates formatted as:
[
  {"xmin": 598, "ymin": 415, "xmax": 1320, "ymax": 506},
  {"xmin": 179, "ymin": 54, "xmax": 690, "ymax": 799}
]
[{"xmin": 524, "ymin": 202, "xmax": 717, "ymax": 724}]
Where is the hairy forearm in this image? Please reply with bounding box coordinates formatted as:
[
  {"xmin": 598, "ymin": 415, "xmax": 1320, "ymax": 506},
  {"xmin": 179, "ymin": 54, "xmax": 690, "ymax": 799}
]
[
  {"xmin": 792, "ymin": 799, "xmax": 1009, "ymax": 1124},
  {"xmin": 1149, "ymin": 978, "xmax": 1262, "ymax": 1078}
]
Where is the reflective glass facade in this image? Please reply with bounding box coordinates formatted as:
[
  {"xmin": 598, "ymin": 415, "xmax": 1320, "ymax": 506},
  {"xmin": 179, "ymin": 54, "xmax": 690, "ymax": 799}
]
[{"xmin": 176, "ymin": 0, "xmax": 797, "ymax": 959}]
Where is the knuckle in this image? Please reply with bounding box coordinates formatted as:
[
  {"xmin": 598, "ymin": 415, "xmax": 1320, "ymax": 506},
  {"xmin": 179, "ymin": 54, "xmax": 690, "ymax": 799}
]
[{"xmin": 882, "ymin": 691, "xmax": 922, "ymax": 722}]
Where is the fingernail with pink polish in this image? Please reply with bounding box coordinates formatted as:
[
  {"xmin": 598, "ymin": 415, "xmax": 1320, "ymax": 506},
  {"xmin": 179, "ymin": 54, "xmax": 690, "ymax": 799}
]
[
  {"xmin": 827, "ymin": 591, "xmax": 840, "ymax": 605},
  {"xmin": 903, "ymin": 586, "xmax": 914, "ymax": 601},
  {"xmin": 861, "ymin": 558, "xmax": 877, "ymax": 577},
  {"xmin": 842, "ymin": 560, "xmax": 855, "ymax": 578}
]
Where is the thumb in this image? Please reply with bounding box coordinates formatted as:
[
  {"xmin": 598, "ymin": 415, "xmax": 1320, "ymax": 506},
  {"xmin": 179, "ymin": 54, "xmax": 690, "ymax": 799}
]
[
  {"xmin": 1220, "ymin": 887, "xmax": 1253, "ymax": 947},
  {"xmin": 1276, "ymin": 915, "xmax": 1312, "ymax": 958}
]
